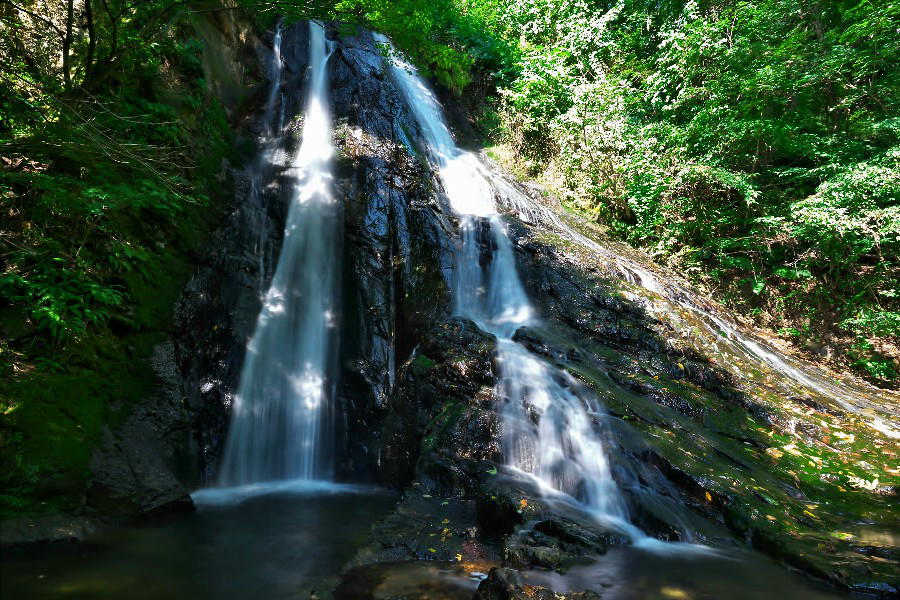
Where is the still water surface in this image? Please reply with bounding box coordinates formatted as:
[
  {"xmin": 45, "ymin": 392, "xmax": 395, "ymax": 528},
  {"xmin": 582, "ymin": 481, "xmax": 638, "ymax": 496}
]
[{"xmin": 2, "ymin": 489, "xmax": 394, "ymax": 600}]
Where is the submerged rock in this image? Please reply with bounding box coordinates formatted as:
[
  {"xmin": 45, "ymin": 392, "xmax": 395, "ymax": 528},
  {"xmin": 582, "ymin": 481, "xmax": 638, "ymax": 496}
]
[
  {"xmin": 475, "ymin": 568, "xmax": 601, "ymax": 600},
  {"xmin": 0, "ymin": 515, "xmax": 102, "ymax": 547}
]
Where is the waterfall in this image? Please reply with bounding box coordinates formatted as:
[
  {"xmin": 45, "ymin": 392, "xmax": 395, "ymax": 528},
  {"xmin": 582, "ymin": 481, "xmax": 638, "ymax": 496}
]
[
  {"xmin": 262, "ymin": 23, "xmax": 283, "ymax": 138},
  {"xmin": 217, "ymin": 22, "xmax": 339, "ymax": 487},
  {"xmin": 378, "ymin": 35, "xmax": 647, "ymax": 539}
]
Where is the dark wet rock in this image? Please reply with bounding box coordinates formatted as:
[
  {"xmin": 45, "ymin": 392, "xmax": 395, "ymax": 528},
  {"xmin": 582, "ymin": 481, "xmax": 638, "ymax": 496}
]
[
  {"xmin": 328, "ymin": 27, "xmax": 456, "ymax": 481},
  {"xmin": 85, "ymin": 342, "xmax": 195, "ymax": 521},
  {"xmin": 348, "ymin": 493, "xmax": 496, "ymax": 566},
  {"xmin": 377, "ymin": 318, "xmax": 499, "ymax": 492},
  {"xmin": 476, "ymin": 478, "xmax": 626, "ymax": 573},
  {"xmin": 475, "ymin": 474, "xmax": 621, "ymax": 541},
  {"xmin": 475, "ymin": 476, "xmax": 536, "ymax": 537},
  {"xmin": 503, "ymin": 516, "xmax": 624, "ymax": 572},
  {"xmin": 86, "ymin": 426, "xmax": 194, "ymax": 523},
  {"xmin": 475, "ymin": 568, "xmax": 601, "ymax": 600},
  {"xmin": 532, "ymin": 518, "xmax": 624, "ymax": 551}
]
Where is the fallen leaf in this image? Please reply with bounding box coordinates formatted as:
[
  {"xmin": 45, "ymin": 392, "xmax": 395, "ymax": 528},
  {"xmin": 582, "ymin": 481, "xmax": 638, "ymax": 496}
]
[
  {"xmin": 765, "ymin": 447, "xmax": 784, "ymax": 459},
  {"xmin": 660, "ymin": 587, "xmax": 690, "ymax": 599},
  {"xmin": 783, "ymin": 444, "xmax": 803, "ymax": 456}
]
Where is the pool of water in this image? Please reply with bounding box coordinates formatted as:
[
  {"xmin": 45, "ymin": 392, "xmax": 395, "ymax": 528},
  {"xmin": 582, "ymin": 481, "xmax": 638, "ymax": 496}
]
[
  {"xmin": 523, "ymin": 545, "xmax": 848, "ymax": 600},
  {"xmin": 1, "ymin": 488, "xmax": 395, "ymax": 600},
  {"xmin": 1, "ymin": 489, "xmax": 854, "ymax": 600}
]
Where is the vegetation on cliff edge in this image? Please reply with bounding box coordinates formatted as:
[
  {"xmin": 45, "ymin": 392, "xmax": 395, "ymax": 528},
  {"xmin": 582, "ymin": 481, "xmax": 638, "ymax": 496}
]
[{"xmin": 0, "ymin": 0, "xmax": 231, "ymax": 514}]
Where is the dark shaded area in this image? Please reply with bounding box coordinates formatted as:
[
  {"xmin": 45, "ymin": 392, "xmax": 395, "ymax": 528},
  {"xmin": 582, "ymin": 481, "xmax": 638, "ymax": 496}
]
[{"xmin": 1, "ymin": 490, "xmax": 394, "ymax": 600}]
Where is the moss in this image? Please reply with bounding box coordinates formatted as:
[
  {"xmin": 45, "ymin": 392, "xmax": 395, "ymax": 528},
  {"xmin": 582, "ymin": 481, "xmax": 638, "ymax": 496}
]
[
  {"xmin": 0, "ymin": 351, "xmax": 155, "ymax": 517},
  {"xmin": 422, "ymin": 399, "xmax": 464, "ymax": 453},
  {"xmin": 412, "ymin": 354, "xmax": 436, "ymax": 376},
  {"xmin": 0, "ymin": 143, "xmax": 227, "ymax": 522}
]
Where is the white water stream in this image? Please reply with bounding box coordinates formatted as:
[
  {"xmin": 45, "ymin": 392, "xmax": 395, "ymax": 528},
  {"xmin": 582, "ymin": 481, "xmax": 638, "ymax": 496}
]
[
  {"xmin": 217, "ymin": 22, "xmax": 339, "ymax": 488},
  {"xmin": 379, "ymin": 36, "xmax": 691, "ymax": 548},
  {"xmin": 379, "ymin": 30, "xmax": 900, "ymax": 551}
]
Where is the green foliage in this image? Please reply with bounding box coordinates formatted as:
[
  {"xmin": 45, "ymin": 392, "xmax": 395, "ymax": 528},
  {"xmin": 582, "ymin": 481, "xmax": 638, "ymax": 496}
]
[
  {"xmin": 1, "ymin": 0, "xmax": 231, "ymax": 511},
  {"xmin": 1, "ymin": 267, "xmax": 123, "ymax": 341}
]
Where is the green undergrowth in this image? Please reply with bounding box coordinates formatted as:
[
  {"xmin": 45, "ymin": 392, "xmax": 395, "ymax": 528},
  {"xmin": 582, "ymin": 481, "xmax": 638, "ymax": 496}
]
[{"xmin": 1, "ymin": 8, "xmax": 235, "ymax": 516}]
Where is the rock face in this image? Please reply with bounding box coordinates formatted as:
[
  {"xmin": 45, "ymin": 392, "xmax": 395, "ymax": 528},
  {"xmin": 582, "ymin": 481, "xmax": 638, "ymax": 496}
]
[
  {"xmin": 328, "ymin": 28, "xmax": 455, "ymax": 480},
  {"xmin": 86, "ymin": 342, "xmax": 194, "ymax": 520},
  {"xmin": 379, "ymin": 318, "xmax": 499, "ymax": 492}
]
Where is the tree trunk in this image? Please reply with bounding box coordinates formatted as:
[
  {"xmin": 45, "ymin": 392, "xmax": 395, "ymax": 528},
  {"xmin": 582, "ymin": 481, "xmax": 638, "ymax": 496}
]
[
  {"xmin": 85, "ymin": 0, "xmax": 97, "ymax": 81},
  {"xmin": 62, "ymin": 0, "xmax": 75, "ymax": 89}
]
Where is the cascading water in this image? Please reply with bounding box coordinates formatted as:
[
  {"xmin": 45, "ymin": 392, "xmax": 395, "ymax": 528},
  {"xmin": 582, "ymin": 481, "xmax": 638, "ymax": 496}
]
[
  {"xmin": 485, "ymin": 168, "xmax": 900, "ymax": 436},
  {"xmin": 249, "ymin": 22, "xmax": 285, "ymax": 295},
  {"xmin": 262, "ymin": 23, "xmax": 284, "ymax": 137},
  {"xmin": 379, "ymin": 36, "xmax": 652, "ymax": 542},
  {"xmin": 217, "ymin": 22, "xmax": 340, "ymax": 487}
]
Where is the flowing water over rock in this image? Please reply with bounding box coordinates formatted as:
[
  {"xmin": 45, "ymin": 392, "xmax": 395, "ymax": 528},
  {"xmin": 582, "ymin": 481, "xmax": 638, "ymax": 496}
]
[
  {"xmin": 487, "ymin": 171, "xmax": 899, "ymax": 430},
  {"xmin": 377, "ymin": 36, "xmax": 898, "ymax": 587},
  {"xmin": 379, "ymin": 36, "xmax": 671, "ymax": 547},
  {"xmin": 218, "ymin": 21, "xmax": 340, "ymax": 486}
]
